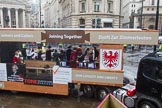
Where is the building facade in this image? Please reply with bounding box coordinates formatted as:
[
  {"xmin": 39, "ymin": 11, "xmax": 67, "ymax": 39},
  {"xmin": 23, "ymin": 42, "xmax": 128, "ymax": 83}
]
[
  {"xmin": 44, "ymin": 0, "xmax": 122, "ymax": 28},
  {"xmin": 122, "ymin": 0, "xmax": 162, "ymax": 35},
  {"xmin": 142, "ymin": 0, "xmax": 162, "ymax": 34},
  {"xmin": 122, "ymin": 0, "xmax": 142, "ymax": 28},
  {"xmin": 0, "ymin": 0, "xmax": 31, "ymax": 28}
]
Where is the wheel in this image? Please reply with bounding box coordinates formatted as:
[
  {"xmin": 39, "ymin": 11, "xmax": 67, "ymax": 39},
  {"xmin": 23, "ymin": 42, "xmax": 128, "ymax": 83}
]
[
  {"xmin": 139, "ymin": 101, "xmax": 156, "ymax": 108},
  {"xmin": 96, "ymin": 87, "xmax": 111, "ymax": 101},
  {"xmin": 82, "ymin": 85, "xmax": 94, "ymax": 98}
]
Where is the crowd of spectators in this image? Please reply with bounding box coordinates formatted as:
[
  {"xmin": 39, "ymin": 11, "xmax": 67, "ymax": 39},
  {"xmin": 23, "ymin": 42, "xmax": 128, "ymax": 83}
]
[{"xmin": 12, "ymin": 44, "xmax": 99, "ymax": 69}]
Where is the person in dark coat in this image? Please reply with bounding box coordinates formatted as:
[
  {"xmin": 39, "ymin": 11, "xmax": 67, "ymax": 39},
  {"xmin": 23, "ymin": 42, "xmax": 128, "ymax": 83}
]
[
  {"xmin": 46, "ymin": 46, "xmax": 52, "ymax": 61},
  {"xmin": 53, "ymin": 49, "xmax": 60, "ymax": 65},
  {"xmin": 66, "ymin": 46, "xmax": 72, "ymax": 66}
]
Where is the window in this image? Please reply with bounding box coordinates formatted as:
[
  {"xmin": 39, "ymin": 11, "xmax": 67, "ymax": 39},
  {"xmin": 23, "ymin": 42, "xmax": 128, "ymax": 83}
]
[
  {"xmin": 131, "ymin": 10, "xmax": 133, "ymax": 12},
  {"xmin": 80, "ymin": 0, "xmax": 86, "ymax": 13},
  {"xmin": 143, "ymin": 60, "xmax": 162, "ymax": 82},
  {"xmin": 152, "ymin": 8, "xmax": 154, "ymax": 11},
  {"xmin": 148, "ymin": 25, "xmax": 154, "ymax": 29},
  {"xmin": 80, "ymin": 18, "xmax": 85, "ymax": 25},
  {"xmin": 81, "ymin": 2, "xmax": 86, "ymax": 12},
  {"xmin": 92, "ymin": 18, "xmax": 101, "ymax": 28},
  {"xmin": 107, "ymin": 0, "xmax": 113, "ymax": 13},
  {"xmin": 147, "ymin": 8, "xmax": 149, "ymax": 11},
  {"xmin": 142, "ymin": 61, "xmax": 158, "ymax": 80},
  {"xmin": 94, "ymin": 2, "xmax": 100, "ymax": 12},
  {"xmin": 79, "ymin": 18, "xmax": 85, "ymax": 28},
  {"xmin": 104, "ymin": 22, "xmax": 112, "ymax": 28},
  {"xmin": 92, "ymin": 19, "xmax": 95, "ymax": 28},
  {"xmin": 157, "ymin": 70, "xmax": 162, "ymax": 81},
  {"xmin": 151, "ymin": 0, "xmax": 155, "ymax": 5},
  {"xmin": 149, "ymin": 17, "xmax": 155, "ymax": 22}
]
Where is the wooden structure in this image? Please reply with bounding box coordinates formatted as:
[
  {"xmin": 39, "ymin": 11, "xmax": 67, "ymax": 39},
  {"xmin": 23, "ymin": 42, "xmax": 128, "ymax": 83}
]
[
  {"xmin": 1, "ymin": 82, "xmax": 68, "ymax": 95},
  {"xmin": 0, "ymin": 28, "xmax": 159, "ymax": 97},
  {"xmin": 97, "ymin": 94, "xmax": 127, "ymax": 108}
]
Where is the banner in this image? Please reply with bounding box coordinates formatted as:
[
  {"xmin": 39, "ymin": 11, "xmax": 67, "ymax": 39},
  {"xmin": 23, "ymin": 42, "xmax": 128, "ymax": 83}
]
[
  {"xmin": 0, "ymin": 29, "xmax": 43, "ymax": 42},
  {"xmin": 53, "ymin": 66, "xmax": 72, "ymax": 84},
  {"xmin": 0, "ymin": 63, "xmax": 7, "ymax": 81},
  {"xmin": 7, "ymin": 63, "xmax": 25, "ymax": 82},
  {"xmin": 72, "ymin": 69, "xmax": 123, "ymax": 85},
  {"xmin": 24, "ymin": 67, "xmax": 53, "ymax": 86},
  {"xmin": 45, "ymin": 30, "xmax": 90, "ymax": 43},
  {"xmin": 100, "ymin": 49, "xmax": 122, "ymax": 70}
]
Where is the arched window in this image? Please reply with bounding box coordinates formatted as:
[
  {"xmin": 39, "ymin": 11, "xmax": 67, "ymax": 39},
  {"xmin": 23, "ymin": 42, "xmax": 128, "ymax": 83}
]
[
  {"xmin": 79, "ymin": 18, "xmax": 85, "ymax": 28},
  {"xmin": 148, "ymin": 25, "xmax": 154, "ymax": 29},
  {"xmin": 149, "ymin": 17, "xmax": 155, "ymax": 22}
]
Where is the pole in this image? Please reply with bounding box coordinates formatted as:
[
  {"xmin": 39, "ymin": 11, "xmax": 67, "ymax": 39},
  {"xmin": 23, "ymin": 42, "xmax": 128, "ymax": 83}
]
[
  {"xmin": 119, "ymin": 0, "xmax": 121, "ymax": 28},
  {"xmin": 154, "ymin": 0, "xmax": 159, "ymax": 52},
  {"xmin": 40, "ymin": 0, "xmax": 41, "ymax": 28},
  {"xmin": 140, "ymin": 0, "xmax": 143, "ymax": 28}
]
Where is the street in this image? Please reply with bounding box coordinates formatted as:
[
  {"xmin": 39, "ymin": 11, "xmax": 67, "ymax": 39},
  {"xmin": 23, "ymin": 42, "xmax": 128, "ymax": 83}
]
[{"xmin": 0, "ymin": 91, "xmax": 99, "ymax": 108}]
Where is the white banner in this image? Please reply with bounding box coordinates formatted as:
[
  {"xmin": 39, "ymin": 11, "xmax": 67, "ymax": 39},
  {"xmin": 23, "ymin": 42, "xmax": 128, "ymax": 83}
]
[
  {"xmin": 53, "ymin": 66, "xmax": 72, "ymax": 84},
  {"xmin": 0, "ymin": 63, "xmax": 7, "ymax": 81}
]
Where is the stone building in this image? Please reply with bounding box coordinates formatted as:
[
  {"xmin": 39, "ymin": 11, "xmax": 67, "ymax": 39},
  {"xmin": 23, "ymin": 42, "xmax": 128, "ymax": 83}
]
[
  {"xmin": 142, "ymin": 0, "xmax": 162, "ymax": 33},
  {"xmin": 122, "ymin": 0, "xmax": 162, "ymax": 35},
  {"xmin": 44, "ymin": 0, "xmax": 122, "ymax": 28},
  {"xmin": 0, "ymin": 0, "xmax": 31, "ymax": 28}
]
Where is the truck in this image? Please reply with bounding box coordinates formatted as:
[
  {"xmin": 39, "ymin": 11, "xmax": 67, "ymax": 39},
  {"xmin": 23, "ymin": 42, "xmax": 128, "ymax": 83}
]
[
  {"xmin": 113, "ymin": 52, "xmax": 162, "ymax": 108},
  {"xmin": 0, "ymin": 28, "xmax": 159, "ymax": 101}
]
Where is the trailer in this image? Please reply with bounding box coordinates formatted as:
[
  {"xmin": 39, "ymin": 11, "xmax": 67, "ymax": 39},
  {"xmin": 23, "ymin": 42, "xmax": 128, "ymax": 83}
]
[{"xmin": 0, "ymin": 28, "xmax": 159, "ymax": 100}]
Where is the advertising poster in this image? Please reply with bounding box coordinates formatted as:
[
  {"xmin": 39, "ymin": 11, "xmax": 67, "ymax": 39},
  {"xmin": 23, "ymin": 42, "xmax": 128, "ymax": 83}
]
[
  {"xmin": 53, "ymin": 66, "xmax": 72, "ymax": 84},
  {"xmin": 100, "ymin": 49, "xmax": 122, "ymax": 70},
  {"xmin": 7, "ymin": 63, "xmax": 25, "ymax": 82},
  {"xmin": 0, "ymin": 63, "xmax": 7, "ymax": 81},
  {"xmin": 24, "ymin": 68, "xmax": 53, "ymax": 86}
]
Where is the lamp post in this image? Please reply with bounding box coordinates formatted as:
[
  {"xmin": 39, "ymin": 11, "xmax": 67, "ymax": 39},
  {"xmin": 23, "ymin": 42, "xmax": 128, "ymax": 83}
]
[
  {"xmin": 154, "ymin": 0, "xmax": 160, "ymax": 52},
  {"xmin": 140, "ymin": 0, "xmax": 144, "ymax": 28},
  {"xmin": 39, "ymin": 0, "xmax": 41, "ymax": 28},
  {"xmin": 119, "ymin": 0, "xmax": 122, "ymax": 28}
]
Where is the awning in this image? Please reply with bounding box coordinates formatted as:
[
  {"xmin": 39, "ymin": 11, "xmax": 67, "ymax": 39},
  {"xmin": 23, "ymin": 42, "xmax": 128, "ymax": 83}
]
[{"xmin": 101, "ymin": 18, "xmax": 113, "ymax": 23}]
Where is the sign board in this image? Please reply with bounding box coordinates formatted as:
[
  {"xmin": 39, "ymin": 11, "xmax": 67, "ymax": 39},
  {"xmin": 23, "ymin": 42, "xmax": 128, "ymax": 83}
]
[
  {"xmin": 99, "ymin": 45, "xmax": 123, "ymax": 71},
  {"xmin": 88, "ymin": 30, "xmax": 159, "ymax": 45},
  {"xmin": 45, "ymin": 30, "xmax": 90, "ymax": 43},
  {"xmin": 24, "ymin": 67, "xmax": 53, "ymax": 87},
  {"xmin": 0, "ymin": 29, "xmax": 159, "ymax": 45},
  {"xmin": 72, "ymin": 69, "xmax": 123, "ymax": 85},
  {"xmin": 53, "ymin": 66, "xmax": 72, "ymax": 84},
  {"xmin": 0, "ymin": 63, "xmax": 7, "ymax": 81},
  {"xmin": 7, "ymin": 63, "xmax": 25, "ymax": 82},
  {"xmin": 0, "ymin": 29, "xmax": 43, "ymax": 42}
]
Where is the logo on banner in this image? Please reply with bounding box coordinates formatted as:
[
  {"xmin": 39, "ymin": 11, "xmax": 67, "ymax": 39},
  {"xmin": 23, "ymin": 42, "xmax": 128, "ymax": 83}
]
[{"xmin": 102, "ymin": 50, "xmax": 119, "ymax": 69}]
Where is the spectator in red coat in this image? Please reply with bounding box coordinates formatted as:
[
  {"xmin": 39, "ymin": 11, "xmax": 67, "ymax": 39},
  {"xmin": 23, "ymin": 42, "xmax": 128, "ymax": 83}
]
[
  {"xmin": 12, "ymin": 51, "xmax": 21, "ymax": 63},
  {"xmin": 70, "ymin": 47, "xmax": 77, "ymax": 68}
]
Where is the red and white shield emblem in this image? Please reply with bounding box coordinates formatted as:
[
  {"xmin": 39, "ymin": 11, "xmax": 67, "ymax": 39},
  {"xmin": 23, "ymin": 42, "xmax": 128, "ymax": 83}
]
[{"xmin": 102, "ymin": 50, "xmax": 119, "ymax": 69}]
